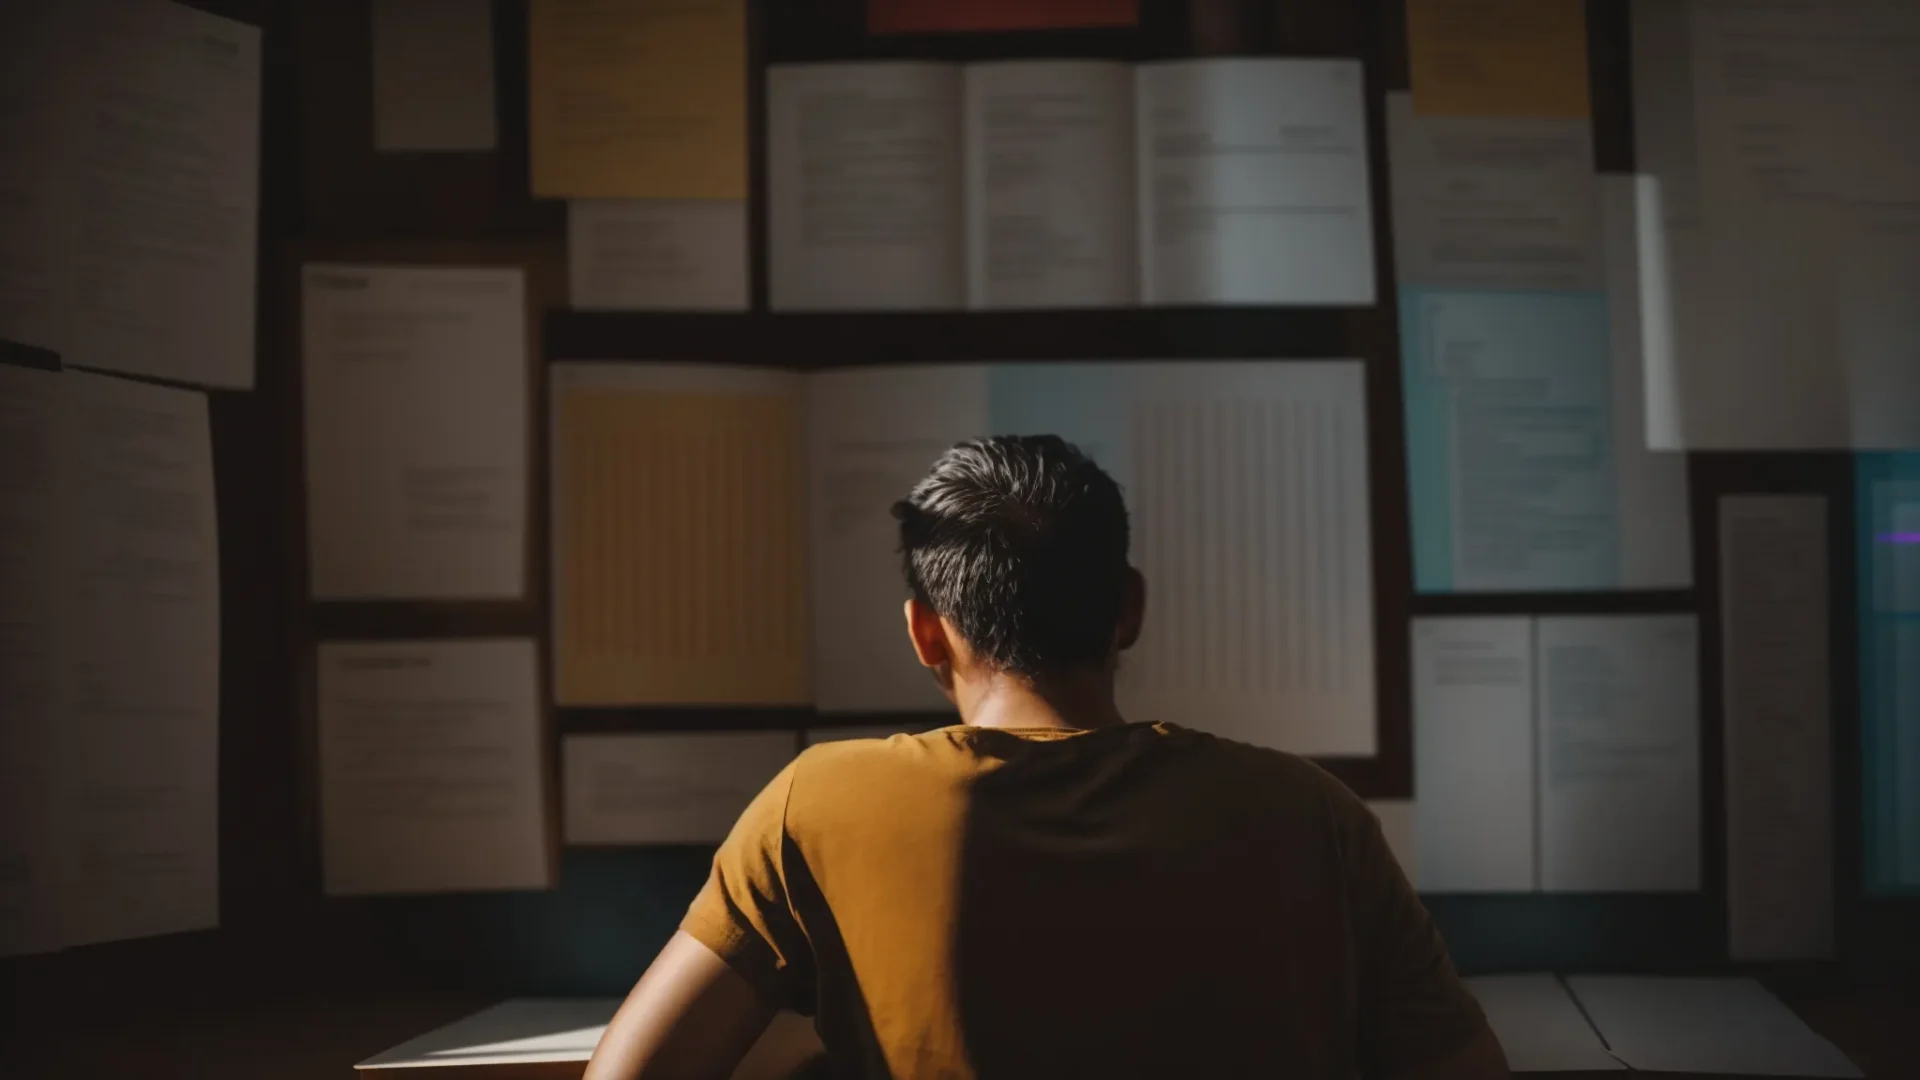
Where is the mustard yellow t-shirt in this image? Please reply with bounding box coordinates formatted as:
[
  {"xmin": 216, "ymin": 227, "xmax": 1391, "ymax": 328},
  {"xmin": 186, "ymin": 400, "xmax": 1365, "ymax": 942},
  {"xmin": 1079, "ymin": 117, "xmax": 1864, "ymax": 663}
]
[{"xmin": 682, "ymin": 722, "xmax": 1488, "ymax": 1079}]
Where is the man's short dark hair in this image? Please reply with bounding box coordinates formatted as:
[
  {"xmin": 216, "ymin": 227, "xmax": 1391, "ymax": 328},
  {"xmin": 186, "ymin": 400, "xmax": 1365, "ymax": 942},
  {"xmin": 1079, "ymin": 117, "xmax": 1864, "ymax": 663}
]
[{"xmin": 891, "ymin": 435, "xmax": 1130, "ymax": 679}]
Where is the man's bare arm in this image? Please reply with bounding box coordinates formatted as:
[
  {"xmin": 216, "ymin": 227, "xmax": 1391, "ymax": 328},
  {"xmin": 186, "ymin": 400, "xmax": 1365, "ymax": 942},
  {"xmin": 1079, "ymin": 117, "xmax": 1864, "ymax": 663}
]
[
  {"xmin": 1381, "ymin": 1025, "xmax": 1511, "ymax": 1080},
  {"xmin": 583, "ymin": 931, "xmax": 778, "ymax": 1080}
]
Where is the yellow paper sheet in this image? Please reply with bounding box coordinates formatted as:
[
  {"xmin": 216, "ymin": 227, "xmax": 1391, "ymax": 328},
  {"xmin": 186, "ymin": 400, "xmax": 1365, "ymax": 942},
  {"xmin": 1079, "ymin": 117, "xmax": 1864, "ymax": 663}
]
[
  {"xmin": 1407, "ymin": 0, "xmax": 1590, "ymax": 118},
  {"xmin": 528, "ymin": 0, "xmax": 748, "ymax": 199},
  {"xmin": 552, "ymin": 383, "xmax": 810, "ymax": 706}
]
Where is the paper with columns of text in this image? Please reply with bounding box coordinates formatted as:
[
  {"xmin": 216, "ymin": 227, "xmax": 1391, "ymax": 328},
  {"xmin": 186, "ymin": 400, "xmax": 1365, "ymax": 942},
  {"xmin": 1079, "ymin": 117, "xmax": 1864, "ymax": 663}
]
[
  {"xmin": 528, "ymin": 0, "xmax": 747, "ymax": 200},
  {"xmin": 1720, "ymin": 495, "xmax": 1833, "ymax": 960},
  {"xmin": 550, "ymin": 363, "xmax": 810, "ymax": 707},
  {"xmin": 1413, "ymin": 614, "xmax": 1700, "ymax": 893},
  {"xmin": 317, "ymin": 638, "xmax": 551, "ymax": 897},
  {"xmin": 301, "ymin": 264, "xmax": 528, "ymax": 601},
  {"xmin": 563, "ymin": 732, "xmax": 796, "ymax": 845},
  {"xmin": 809, "ymin": 362, "xmax": 1375, "ymax": 754},
  {"xmin": 59, "ymin": 370, "xmax": 221, "ymax": 946}
]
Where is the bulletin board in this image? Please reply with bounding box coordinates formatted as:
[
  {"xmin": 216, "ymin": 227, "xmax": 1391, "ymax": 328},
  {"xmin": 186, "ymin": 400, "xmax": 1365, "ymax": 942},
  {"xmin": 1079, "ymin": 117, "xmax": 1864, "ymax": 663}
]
[{"xmin": 59, "ymin": 0, "xmax": 1897, "ymax": 1004}]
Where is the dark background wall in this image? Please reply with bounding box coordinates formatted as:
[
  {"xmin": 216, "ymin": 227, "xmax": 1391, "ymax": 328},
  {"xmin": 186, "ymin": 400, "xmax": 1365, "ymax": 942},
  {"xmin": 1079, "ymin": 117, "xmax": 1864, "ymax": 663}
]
[{"xmin": 3, "ymin": 0, "xmax": 1915, "ymax": 1025}]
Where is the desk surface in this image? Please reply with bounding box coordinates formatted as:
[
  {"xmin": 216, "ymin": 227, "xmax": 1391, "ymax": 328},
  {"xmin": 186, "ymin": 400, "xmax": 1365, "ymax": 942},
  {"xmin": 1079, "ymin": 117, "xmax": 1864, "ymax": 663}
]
[{"xmin": 10, "ymin": 983, "xmax": 1919, "ymax": 1079}]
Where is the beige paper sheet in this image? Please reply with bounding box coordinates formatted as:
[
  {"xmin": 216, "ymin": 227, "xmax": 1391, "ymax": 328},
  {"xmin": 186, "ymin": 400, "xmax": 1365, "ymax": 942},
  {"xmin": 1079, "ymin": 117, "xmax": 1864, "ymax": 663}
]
[
  {"xmin": 1407, "ymin": 0, "xmax": 1590, "ymax": 118},
  {"xmin": 552, "ymin": 378, "xmax": 808, "ymax": 705},
  {"xmin": 528, "ymin": 0, "xmax": 748, "ymax": 199}
]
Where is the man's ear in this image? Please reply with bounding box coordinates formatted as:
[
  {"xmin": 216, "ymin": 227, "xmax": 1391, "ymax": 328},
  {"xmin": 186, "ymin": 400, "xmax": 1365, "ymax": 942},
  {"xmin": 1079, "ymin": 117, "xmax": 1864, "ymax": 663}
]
[
  {"xmin": 1114, "ymin": 567, "xmax": 1146, "ymax": 652},
  {"xmin": 903, "ymin": 597, "xmax": 951, "ymax": 669}
]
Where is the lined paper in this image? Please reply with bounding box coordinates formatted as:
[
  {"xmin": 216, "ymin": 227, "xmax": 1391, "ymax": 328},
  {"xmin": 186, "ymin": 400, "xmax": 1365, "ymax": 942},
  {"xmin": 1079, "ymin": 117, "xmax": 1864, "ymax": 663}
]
[
  {"xmin": 1124, "ymin": 368, "xmax": 1373, "ymax": 753},
  {"xmin": 550, "ymin": 364, "xmax": 808, "ymax": 706}
]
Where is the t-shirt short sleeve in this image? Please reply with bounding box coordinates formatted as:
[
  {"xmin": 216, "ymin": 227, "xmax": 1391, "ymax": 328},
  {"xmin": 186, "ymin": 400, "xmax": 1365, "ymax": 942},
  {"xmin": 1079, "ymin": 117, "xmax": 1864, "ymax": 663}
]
[
  {"xmin": 680, "ymin": 759, "xmax": 815, "ymax": 1011},
  {"xmin": 1338, "ymin": 791, "xmax": 1490, "ymax": 1076}
]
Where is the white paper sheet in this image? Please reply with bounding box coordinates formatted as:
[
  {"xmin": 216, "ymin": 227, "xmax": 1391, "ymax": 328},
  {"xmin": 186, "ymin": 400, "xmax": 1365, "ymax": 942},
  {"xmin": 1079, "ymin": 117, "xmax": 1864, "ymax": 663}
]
[
  {"xmin": 371, "ymin": 0, "xmax": 497, "ymax": 152},
  {"xmin": 0, "ymin": 1, "xmax": 79, "ymax": 359},
  {"xmin": 567, "ymin": 200, "xmax": 749, "ymax": 311},
  {"xmin": 0, "ymin": 365, "xmax": 66, "ymax": 956},
  {"xmin": 317, "ymin": 639, "xmax": 550, "ymax": 897},
  {"xmin": 1537, "ymin": 614, "xmax": 1700, "ymax": 892},
  {"xmin": 301, "ymin": 264, "xmax": 528, "ymax": 601},
  {"xmin": 768, "ymin": 63, "xmax": 965, "ymax": 311},
  {"xmin": 58, "ymin": 370, "xmax": 220, "ymax": 946},
  {"xmin": 1412, "ymin": 617, "xmax": 1535, "ymax": 893},
  {"xmin": 1565, "ymin": 976, "xmax": 1862, "ymax": 1078},
  {"xmin": 357, "ymin": 999, "xmax": 620, "ymax": 1068},
  {"xmin": 1135, "ymin": 59, "xmax": 1374, "ymax": 306},
  {"xmin": 562, "ymin": 732, "xmax": 795, "ymax": 845},
  {"xmin": 1643, "ymin": 0, "xmax": 1920, "ymax": 450},
  {"xmin": 1629, "ymin": 0, "xmax": 1702, "ymax": 231},
  {"xmin": 1385, "ymin": 93, "xmax": 1601, "ymax": 292},
  {"xmin": 1720, "ymin": 495, "xmax": 1833, "ymax": 960},
  {"xmin": 1465, "ymin": 975, "xmax": 1624, "ymax": 1073},
  {"xmin": 66, "ymin": 0, "xmax": 261, "ymax": 389},
  {"xmin": 1599, "ymin": 174, "xmax": 1693, "ymax": 586},
  {"xmin": 963, "ymin": 61, "xmax": 1136, "ymax": 309},
  {"xmin": 805, "ymin": 366, "xmax": 989, "ymax": 713}
]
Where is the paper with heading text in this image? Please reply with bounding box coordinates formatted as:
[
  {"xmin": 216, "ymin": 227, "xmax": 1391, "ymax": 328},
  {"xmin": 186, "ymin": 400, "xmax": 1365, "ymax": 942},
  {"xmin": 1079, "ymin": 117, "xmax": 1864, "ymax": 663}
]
[
  {"xmin": 301, "ymin": 264, "xmax": 528, "ymax": 601},
  {"xmin": 317, "ymin": 638, "xmax": 551, "ymax": 897}
]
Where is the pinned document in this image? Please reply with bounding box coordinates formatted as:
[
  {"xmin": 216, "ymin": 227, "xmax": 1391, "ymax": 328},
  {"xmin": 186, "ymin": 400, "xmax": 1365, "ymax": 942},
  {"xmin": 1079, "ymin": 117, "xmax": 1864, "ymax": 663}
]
[
  {"xmin": 529, "ymin": 0, "xmax": 748, "ymax": 199},
  {"xmin": 1407, "ymin": 0, "xmax": 1590, "ymax": 118},
  {"xmin": 317, "ymin": 639, "xmax": 552, "ymax": 897}
]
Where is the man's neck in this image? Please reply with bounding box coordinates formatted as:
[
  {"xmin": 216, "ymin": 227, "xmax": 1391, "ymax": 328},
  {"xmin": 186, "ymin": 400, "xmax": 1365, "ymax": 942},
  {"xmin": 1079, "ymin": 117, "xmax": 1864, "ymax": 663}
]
[{"xmin": 960, "ymin": 670, "xmax": 1126, "ymax": 732}]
